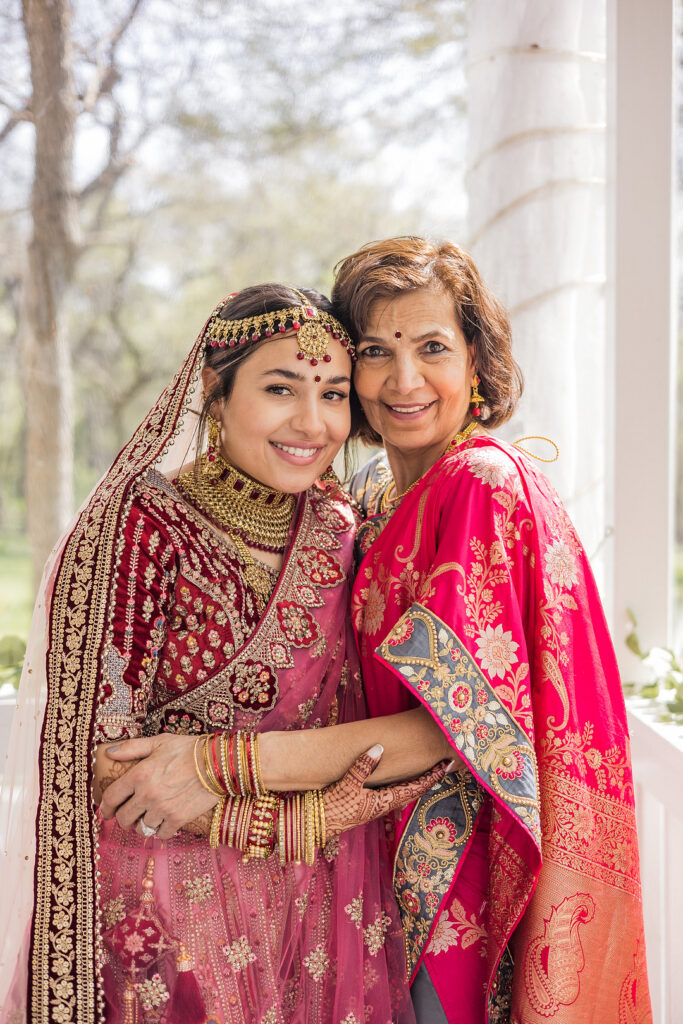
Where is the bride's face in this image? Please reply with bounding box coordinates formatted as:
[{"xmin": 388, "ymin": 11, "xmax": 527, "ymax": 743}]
[{"xmin": 211, "ymin": 332, "xmax": 352, "ymax": 493}]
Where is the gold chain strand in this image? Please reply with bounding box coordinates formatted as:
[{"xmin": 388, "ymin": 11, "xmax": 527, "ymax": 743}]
[
  {"xmin": 513, "ymin": 435, "xmax": 560, "ymax": 463},
  {"xmin": 380, "ymin": 420, "xmax": 479, "ymax": 513},
  {"xmin": 175, "ymin": 448, "xmax": 296, "ymax": 553}
]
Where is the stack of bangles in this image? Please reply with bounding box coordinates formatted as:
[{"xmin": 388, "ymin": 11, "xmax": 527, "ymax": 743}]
[{"xmin": 193, "ymin": 731, "xmax": 326, "ymax": 865}]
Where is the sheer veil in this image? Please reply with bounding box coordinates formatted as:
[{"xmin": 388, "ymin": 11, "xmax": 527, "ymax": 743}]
[{"xmin": 0, "ymin": 308, "xmax": 211, "ymax": 1021}]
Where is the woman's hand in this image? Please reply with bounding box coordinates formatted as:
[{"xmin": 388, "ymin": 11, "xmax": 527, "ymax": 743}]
[
  {"xmin": 100, "ymin": 734, "xmax": 218, "ymax": 840},
  {"xmin": 323, "ymin": 745, "xmax": 453, "ymax": 839}
]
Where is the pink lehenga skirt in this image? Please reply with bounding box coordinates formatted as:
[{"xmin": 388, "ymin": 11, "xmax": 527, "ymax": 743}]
[{"xmin": 98, "ymin": 816, "xmax": 414, "ymax": 1024}]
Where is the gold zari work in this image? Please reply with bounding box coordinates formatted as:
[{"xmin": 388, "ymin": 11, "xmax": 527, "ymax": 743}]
[{"xmin": 175, "ymin": 450, "xmax": 296, "ymax": 555}]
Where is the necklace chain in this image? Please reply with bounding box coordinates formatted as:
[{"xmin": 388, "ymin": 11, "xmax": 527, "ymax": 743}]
[{"xmin": 380, "ymin": 421, "xmax": 479, "ymax": 514}]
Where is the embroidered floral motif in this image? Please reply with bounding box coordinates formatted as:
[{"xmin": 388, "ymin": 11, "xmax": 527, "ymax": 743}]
[
  {"xmin": 466, "ymin": 451, "xmax": 512, "ymax": 490},
  {"xmin": 230, "ymin": 658, "xmax": 278, "ymax": 709},
  {"xmin": 392, "ymin": 772, "xmax": 483, "ymax": 972},
  {"xmin": 276, "ymin": 601, "xmax": 319, "ymax": 647},
  {"xmin": 363, "ymin": 912, "xmax": 392, "ymax": 955},
  {"xmin": 297, "ymin": 547, "xmax": 345, "ymax": 586},
  {"xmin": 103, "ymin": 896, "xmax": 126, "ymax": 928},
  {"xmin": 295, "ymin": 892, "xmax": 309, "ymax": 918},
  {"xmin": 135, "ymin": 973, "xmax": 170, "ymax": 1011},
  {"xmin": 184, "ymin": 874, "xmax": 215, "ymax": 903},
  {"xmin": 379, "ymin": 606, "xmax": 539, "ymax": 837},
  {"xmin": 427, "ymin": 909, "xmax": 459, "ymax": 955},
  {"xmin": 224, "ymin": 935, "xmax": 257, "ymax": 971},
  {"xmin": 303, "ymin": 943, "xmax": 330, "ymax": 982},
  {"xmin": 475, "ymin": 624, "xmax": 519, "ymax": 679},
  {"xmin": 344, "ymin": 894, "xmax": 364, "ymax": 927},
  {"xmin": 544, "ymin": 539, "xmax": 579, "ymax": 590}
]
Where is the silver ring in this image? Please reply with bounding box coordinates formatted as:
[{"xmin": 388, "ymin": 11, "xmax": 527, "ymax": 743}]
[{"xmin": 139, "ymin": 818, "xmax": 159, "ymax": 838}]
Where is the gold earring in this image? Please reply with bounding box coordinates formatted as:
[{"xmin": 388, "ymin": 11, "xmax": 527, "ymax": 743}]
[
  {"xmin": 207, "ymin": 413, "xmax": 220, "ymax": 455},
  {"xmin": 470, "ymin": 375, "xmax": 484, "ymax": 418}
]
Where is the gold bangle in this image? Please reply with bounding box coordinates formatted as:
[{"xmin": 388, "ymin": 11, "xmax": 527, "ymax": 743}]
[
  {"xmin": 209, "ymin": 797, "xmax": 225, "ymax": 849},
  {"xmin": 252, "ymin": 733, "xmax": 269, "ymax": 797},
  {"xmin": 318, "ymin": 789, "xmax": 326, "ymax": 851},
  {"xmin": 194, "ymin": 736, "xmax": 221, "ymax": 796}
]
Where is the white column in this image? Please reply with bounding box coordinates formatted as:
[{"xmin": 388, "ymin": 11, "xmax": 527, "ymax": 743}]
[
  {"xmin": 608, "ymin": 0, "xmax": 676, "ymax": 675},
  {"xmin": 466, "ymin": 1, "xmax": 608, "ymax": 591}
]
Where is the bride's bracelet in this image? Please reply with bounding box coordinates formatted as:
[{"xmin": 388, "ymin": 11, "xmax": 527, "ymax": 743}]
[
  {"xmin": 194, "ymin": 731, "xmax": 269, "ymax": 799},
  {"xmin": 207, "ymin": 789, "xmax": 326, "ymax": 864}
]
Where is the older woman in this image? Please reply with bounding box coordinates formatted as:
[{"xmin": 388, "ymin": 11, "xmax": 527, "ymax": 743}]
[{"xmin": 330, "ymin": 237, "xmax": 653, "ymax": 1023}]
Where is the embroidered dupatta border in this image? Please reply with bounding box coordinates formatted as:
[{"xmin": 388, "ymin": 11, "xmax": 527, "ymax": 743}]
[
  {"xmin": 30, "ymin": 345, "xmax": 205, "ymax": 1022},
  {"xmin": 375, "ymin": 603, "xmax": 541, "ymax": 976}
]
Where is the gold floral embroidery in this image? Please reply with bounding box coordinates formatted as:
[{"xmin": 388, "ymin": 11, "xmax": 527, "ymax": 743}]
[
  {"xmin": 344, "ymin": 894, "xmax": 364, "ymax": 927},
  {"xmin": 363, "ymin": 912, "xmax": 392, "ymax": 955},
  {"xmin": 223, "ymin": 935, "xmax": 257, "ymax": 971},
  {"xmin": 183, "ymin": 874, "xmax": 215, "ymax": 904},
  {"xmin": 302, "ymin": 943, "xmax": 330, "ymax": 982},
  {"xmin": 428, "ymin": 898, "xmax": 487, "ymax": 957}
]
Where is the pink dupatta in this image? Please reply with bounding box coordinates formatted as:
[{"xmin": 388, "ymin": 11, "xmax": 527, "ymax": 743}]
[{"xmin": 352, "ymin": 435, "xmax": 652, "ymax": 1024}]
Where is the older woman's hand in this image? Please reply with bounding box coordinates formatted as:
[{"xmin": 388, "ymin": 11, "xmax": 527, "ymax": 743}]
[
  {"xmin": 99, "ymin": 733, "xmax": 218, "ymax": 840},
  {"xmin": 323, "ymin": 745, "xmax": 454, "ymax": 839}
]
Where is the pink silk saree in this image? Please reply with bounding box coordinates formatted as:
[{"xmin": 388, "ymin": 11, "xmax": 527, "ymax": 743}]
[{"xmin": 351, "ymin": 435, "xmax": 652, "ymax": 1024}]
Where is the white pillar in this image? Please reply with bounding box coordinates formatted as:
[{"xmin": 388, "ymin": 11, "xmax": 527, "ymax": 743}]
[
  {"xmin": 608, "ymin": 0, "xmax": 676, "ymax": 675},
  {"xmin": 466, "ymin": 1, "xmax": 608, "ymax": 593}
]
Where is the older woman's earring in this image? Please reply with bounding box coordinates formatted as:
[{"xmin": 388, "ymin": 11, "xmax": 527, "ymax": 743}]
[{"xmin": 470, "ymin": 376, "xmax": 484, "ymax": 418}]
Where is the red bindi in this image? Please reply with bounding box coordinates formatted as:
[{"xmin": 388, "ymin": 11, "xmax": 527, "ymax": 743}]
[{"xmin": 394, "ymin": 331, "xmax": 402, "ymax": 338}]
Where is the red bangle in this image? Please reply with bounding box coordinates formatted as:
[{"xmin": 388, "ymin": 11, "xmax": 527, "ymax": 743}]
[{"xmin": 211, "ymin": 733, "xmax": 226, "ymax": 793}]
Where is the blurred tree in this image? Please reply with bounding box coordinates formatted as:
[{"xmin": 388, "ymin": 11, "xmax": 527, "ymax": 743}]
[{"xmin": 0, "ymin": 0, "xmax": 466, "ymax": 588}]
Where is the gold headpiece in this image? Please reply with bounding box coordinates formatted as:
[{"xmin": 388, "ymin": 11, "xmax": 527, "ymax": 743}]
[{"xmin": 203, "ymin": 290, "xmax": 355, "ymax": 366}]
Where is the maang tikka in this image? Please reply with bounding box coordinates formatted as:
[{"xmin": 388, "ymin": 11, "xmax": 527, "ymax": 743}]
[{"xmin": 202, "ymin": 289, "xmax": 355, "ymax": 367}]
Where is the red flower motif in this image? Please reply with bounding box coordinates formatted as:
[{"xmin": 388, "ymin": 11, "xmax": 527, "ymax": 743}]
[
  {"xmin": 449, "ymin": 685, "xmax": 470, "ymax": 711},
  {"xmin": 417, "ymin": 862, "xmax": 431, "ymax": 876},
  {"xmin": 450, "ymin": 718, "xmax": 462, "ymax": 733},
  {"xmin": 476, "ymin": 724, "xmax": 489, "ymax": 739},
  {"xmin": 476, "ymin": 689, "xmax": 488, "ymax": 705},
  {"xmin": 388, "ymin": 618, "xmax": 414, "ymax": 647},
  {"xmin": 228, "ymin": 659, "xmax": 278, "ymax": 712},
  {"xmin": 402, "ymin": 891, "xmax": 420, "ymax": 915},
  {"xmin": 297, "ymin": 547, "xmax": 344, "ymax": 586},
  {"xmin": 276, "ymin": 601, "xmax": 319, "ymax": 647},
  {"xmin": 426, "ymin": 817, "xmax": 457, "ymax": 844},
  {"xmin": 495, "ymin": 748, "xmax": 525, "ymax": 780},
  {"xmin": 426, "ymin": 893, "xmax": 439, "ymax": 908}
]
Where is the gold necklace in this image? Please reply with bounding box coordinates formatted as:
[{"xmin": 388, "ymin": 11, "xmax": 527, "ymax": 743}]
[
  {"xmin": 175, "ymin": 449, "xmax": 297, "ymax": 554},
  {"xmin": 379, "ymin": 420, "xmax": 479, "ymax": 514}
]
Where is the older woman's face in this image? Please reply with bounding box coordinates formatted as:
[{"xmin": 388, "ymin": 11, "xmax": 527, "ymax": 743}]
[{"xmin": 354, "ymin": 286, "xmax": 475, "ymax": 459}]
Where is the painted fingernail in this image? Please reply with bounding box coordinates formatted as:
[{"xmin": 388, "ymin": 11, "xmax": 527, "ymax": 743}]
[
  {"xmin": 366, "ymin": 744, "xmax": 384, "ymax": 758},
  {"xmin": 106, "ymin": 745, "xmax": 120, "ymax": 755},
  {"xmin": 446, "ymin": 761, "xmax": 457, "ymax": 772}
]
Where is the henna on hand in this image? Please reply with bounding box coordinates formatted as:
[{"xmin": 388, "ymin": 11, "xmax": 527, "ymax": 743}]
[{"xmin": 322, "ymin": 749, "xmax": 450, "ymax": 839}]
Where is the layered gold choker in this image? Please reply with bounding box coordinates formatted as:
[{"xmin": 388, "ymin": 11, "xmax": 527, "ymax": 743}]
[{"xmin": 175, "ymin": 449, "xmax": 297, "ymax": 554}]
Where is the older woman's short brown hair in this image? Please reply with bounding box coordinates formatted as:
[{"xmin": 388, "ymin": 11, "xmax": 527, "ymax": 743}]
[{"xmin": 332, "ymin": 236, "xmax": 523, "ymax": 435}]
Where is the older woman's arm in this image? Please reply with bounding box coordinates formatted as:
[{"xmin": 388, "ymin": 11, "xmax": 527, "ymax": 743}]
[{"xmin": 258, "ymin": 706, "xmax": 455, "ymax": 790}]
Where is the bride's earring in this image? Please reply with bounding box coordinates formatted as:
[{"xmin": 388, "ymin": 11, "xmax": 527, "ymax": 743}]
[{"xmin": 207, "ymin": 412, "xmax": 220, "ymax": 460}]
